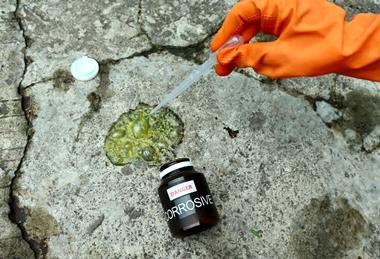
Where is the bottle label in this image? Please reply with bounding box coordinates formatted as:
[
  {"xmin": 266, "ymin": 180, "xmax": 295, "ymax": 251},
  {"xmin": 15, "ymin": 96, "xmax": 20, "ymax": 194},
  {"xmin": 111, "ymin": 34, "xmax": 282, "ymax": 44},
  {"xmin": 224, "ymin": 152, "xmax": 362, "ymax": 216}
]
[
  {"xmin": 167, "ymin": 180, "xmax": 197, "ymax": 201},
  {"xmin": 165, "ymin": 194, "xmax": 214, "ymax": 221}
]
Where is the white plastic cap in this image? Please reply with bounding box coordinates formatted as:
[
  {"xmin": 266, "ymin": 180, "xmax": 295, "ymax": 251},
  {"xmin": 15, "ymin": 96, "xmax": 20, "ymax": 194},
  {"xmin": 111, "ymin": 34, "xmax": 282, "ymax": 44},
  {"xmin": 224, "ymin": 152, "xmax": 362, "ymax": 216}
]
[
  {"xmin": 70, "ymin": 56, "xmax": 99, "ymax": 81},
  {"xmin": 160, "ymin": 161, "xmax": 193, "ymax": 179}
]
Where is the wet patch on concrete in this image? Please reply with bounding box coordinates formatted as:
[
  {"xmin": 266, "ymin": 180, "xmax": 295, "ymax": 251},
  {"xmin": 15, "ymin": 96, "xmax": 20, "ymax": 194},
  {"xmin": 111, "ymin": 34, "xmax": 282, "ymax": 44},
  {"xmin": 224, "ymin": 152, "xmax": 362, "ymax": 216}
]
[
  {"xmin": 0, "ymin": 102, "xmax": 10, "ymax": 115},
  {"xmin": 104, "ymin": 103, "xmax": 184, "ymax": 165},
  {"xmin": 341, "ymin": 91, "xmax": 380, "ymax": 136},
  {"xmin": 249, "ymin": 111, "xmax": 266, "ymax": 131},
  {"xmin": 0, "ymin": 237, "xmax": 34, "ymax": 258},
  {"xmin": 96, "ymin": 60, "xmax": 115, "ymax": 100},
  {"xmin": 20, "ymin": 93, "xmax": 38, "ymax": 122},
  {"xmin": 52, "ymin": 69, "xmax": 74, "ymax": 92},
  {"xmin": 87, "ymin": 92, "xmax": 102, "ymax": 112},
  {"xmin": 331, "ymin": 90, "xmax": 380, "ymax": 151},
  {"xmin": 124, "ymin": 206, "xmax": 144, "ymax": 220},
  {"xmin": 24, "ymin": 207, "xmax": 61, "ymax": 258},
  {"xmin": 74, "ymin": 61, "xmax": 114, "ymax": 142},
  {"xmin": 290, "ymin": 196, "xmax": 372, "ymax": 259}
]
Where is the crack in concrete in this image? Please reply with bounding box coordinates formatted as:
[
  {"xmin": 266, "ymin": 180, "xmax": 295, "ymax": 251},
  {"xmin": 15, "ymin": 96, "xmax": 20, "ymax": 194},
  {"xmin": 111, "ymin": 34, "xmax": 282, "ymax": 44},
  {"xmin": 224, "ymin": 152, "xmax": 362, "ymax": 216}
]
[
  {"xmin": 276, "ymin": 79, "xmax": 326, "ymax": 109},
  {"xmin": 236, "ymin": 69, "xmax": 277, "ymax": 85},
  {"xmin": 23, "ymin": 77, "xmax": 55, "ymax": 90},
  {"xmin": 157, "ymin": 34, "xmax": 212, "ymax": 64},
  {"xmin": 137, "ymin": 0, "xmax": 153, "ymax": 45},
  {"xmin": 236, "ymin": 69, "xmax": 326, "ymax": 110},
  {"xmin": 137, "ymin": 0, "xmax": 220, "ymax": 64},
  {"xmin": 8, "ymin": 0, "xmax": 38, "ymax": 258}
]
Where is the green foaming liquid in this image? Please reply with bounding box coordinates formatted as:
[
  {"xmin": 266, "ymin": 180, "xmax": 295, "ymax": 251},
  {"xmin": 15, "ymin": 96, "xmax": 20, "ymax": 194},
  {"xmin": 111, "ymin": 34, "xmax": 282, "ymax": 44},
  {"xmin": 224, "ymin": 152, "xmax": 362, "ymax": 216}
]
[{"xmin": 104, "ymin": 103, "xmax": 184, "ymax": 165}]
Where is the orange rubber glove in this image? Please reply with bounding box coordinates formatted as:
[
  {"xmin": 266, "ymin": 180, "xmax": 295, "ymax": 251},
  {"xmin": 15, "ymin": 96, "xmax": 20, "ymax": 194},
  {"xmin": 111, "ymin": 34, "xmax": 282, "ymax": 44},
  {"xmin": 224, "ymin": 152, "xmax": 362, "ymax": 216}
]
[{"xmin": 211, "ymin": 0, "xmax": 380, "ymax": 81}]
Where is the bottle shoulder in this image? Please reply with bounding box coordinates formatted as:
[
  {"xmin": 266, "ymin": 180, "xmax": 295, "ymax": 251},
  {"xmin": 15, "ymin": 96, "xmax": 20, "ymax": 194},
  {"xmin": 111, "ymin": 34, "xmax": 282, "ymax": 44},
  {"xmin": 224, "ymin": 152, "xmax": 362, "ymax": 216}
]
[{"xmin": 158, "ymin": 169, "xmax": 203, "ymax": 189}]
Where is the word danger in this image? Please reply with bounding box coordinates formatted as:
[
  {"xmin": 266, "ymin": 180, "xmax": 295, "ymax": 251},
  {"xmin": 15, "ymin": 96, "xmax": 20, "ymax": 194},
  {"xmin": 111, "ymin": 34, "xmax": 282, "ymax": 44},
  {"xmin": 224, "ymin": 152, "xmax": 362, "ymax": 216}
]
[
  {"xmin": 167, "ymin": 180, "xmax": 197, "ymax": 201},
  {"xmin": 165, "ymin": 195, "xmax": 214, "ymax": 221}
]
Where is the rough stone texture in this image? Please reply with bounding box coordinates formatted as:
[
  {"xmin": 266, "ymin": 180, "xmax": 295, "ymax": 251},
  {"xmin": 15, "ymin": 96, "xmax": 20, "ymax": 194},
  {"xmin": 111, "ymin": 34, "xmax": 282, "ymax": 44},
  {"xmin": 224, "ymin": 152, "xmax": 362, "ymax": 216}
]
[
  {"xmin": 363, "ymin": 125, "xmax": 380, "ymax": 152},
  {"xmin": 0, "ymin": 1, "xmax": 34, "ymax": 257},
  {"xmin": 334, "ymin": 0, "xmax": 380, "ymax": 20},
  {"xmin": 291, "ymin": 196, "xmax": 373, "ymax": 259},
  {"xmin": 0, "ymin": 8, "xmax": 27, "ymax": 180},
  {"xmin": 331, "ymin": 76, "xmax": 380, "ymax": 152},
  {"xmin": 141, "ymin": 0, "xmax": 236, "ymax": 47},
  {"xmin": 18, "ymin": 0, "xmax": 152, "ymax": 86},
  {"xmin": 12, "ymin": 53, "xmax": 380, "ymax": 258},
  {"xmin": 0, "ymin": 181, "xmax": 34, "ymax": 258},
  {"xmin": 316, "ymin": 101, "xmax": 341, "ymax": 124},
  {"xmin": 343, "ymin": 128, "xmax": 363, "ymax": 152},
  {"xmin": 279, "ymin": 75, "xmax": 336, "ymax": 100},
  {"xmin": 334, "ymin": 75, "xmax": 380, "ymax": 98},
  {"xmin": 2, "ymin": 0, "xmax": 380, "ymax": 258},
  {"xmin": 278, "ymin": 74, "xmax": 380, "ymax": 153}
]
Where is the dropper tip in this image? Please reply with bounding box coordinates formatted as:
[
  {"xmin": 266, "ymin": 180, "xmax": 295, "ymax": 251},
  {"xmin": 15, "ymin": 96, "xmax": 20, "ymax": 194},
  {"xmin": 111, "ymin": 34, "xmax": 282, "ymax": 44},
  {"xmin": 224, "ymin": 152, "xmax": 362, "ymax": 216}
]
[
  {"xmin": 149, "ymin": 103, "xmax": 165, "ymax": 115},
  {"xmin": 149, "ymin": 107, "xmax": 158, "ymax": 115}
]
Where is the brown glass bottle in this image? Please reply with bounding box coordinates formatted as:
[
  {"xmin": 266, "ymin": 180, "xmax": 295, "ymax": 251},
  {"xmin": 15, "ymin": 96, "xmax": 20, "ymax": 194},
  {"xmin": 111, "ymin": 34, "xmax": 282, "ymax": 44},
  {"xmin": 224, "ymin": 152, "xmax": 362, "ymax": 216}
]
[{"xmin": 158, "ymin": 158, "xmax": 219, "ymax": 238}]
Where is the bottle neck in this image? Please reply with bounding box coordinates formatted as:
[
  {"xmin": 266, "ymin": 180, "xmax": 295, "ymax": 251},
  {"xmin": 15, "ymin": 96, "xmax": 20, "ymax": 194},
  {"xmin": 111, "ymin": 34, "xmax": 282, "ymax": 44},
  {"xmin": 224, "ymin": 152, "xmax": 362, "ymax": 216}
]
[
  {"xmin": 161, "ymin": 166, "xmax": 194, "ymax": 180},
  {"xmin": 160, "ymin": 161, "xmax": 193, "ymax": 180}
]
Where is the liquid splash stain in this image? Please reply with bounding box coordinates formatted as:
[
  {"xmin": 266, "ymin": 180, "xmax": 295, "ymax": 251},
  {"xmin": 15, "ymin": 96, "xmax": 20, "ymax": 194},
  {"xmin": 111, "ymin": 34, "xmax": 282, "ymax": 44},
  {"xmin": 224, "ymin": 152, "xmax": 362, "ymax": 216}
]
[
  {"xmin": 24, "ymin": 207, "xmax": 62, "ymax": 257},
  {"xmin": 104, "ymin": 103, "xmax": 184, "ymax": 165},
  {"xmin": 290, "ymin": 196, "xmax": 372, "ymax": 258}
]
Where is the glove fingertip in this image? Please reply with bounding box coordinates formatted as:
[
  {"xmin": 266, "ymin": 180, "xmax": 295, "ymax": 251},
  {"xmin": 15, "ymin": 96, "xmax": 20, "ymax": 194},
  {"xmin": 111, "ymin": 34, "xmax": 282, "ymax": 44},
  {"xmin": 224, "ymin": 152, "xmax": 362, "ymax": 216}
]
[
  {"xmin": 211, "ymin": 32, "xmax": 231, "ymax": 52},
  {"xmin": 210, "ymin": 38, "xmax": 221, "ymax": 52},
  {"xmin": 215, "ymin": 64, "xmax": 233, "ymax": 76},
  {"xmin": 217, "ymin": 47, "xmax": 239, "ymax": 66}
]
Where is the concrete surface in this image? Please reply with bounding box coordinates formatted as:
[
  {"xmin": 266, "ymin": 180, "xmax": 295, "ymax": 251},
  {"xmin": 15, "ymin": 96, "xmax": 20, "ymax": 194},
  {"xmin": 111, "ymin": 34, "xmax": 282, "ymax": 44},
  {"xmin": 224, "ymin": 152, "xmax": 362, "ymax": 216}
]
[
  {"xmin": 0, "ymin": 1, "xmax": 35, "ymax": 258},
  {"xmin": 18, "ymin": 0, "xmax": 151, "ymax": 87},
  {"xmin": 316, "ymin": 101, "xmax": 341, "ymax": 124},
  {"xmin": 1, "ymin": 0, "xmax": 380, "ymax": 258},
  {"xmin": 141, "ymin": 0, "xmax": 236, "ymax": 47}
]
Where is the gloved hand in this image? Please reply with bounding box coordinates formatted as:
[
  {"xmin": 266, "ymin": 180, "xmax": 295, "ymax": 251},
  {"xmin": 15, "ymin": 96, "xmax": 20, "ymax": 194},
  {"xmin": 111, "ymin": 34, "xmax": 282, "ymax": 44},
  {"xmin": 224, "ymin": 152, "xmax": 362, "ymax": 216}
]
[{"xmin": 211, "ymin": 0, "xmax": 380, "ymax": 81}]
